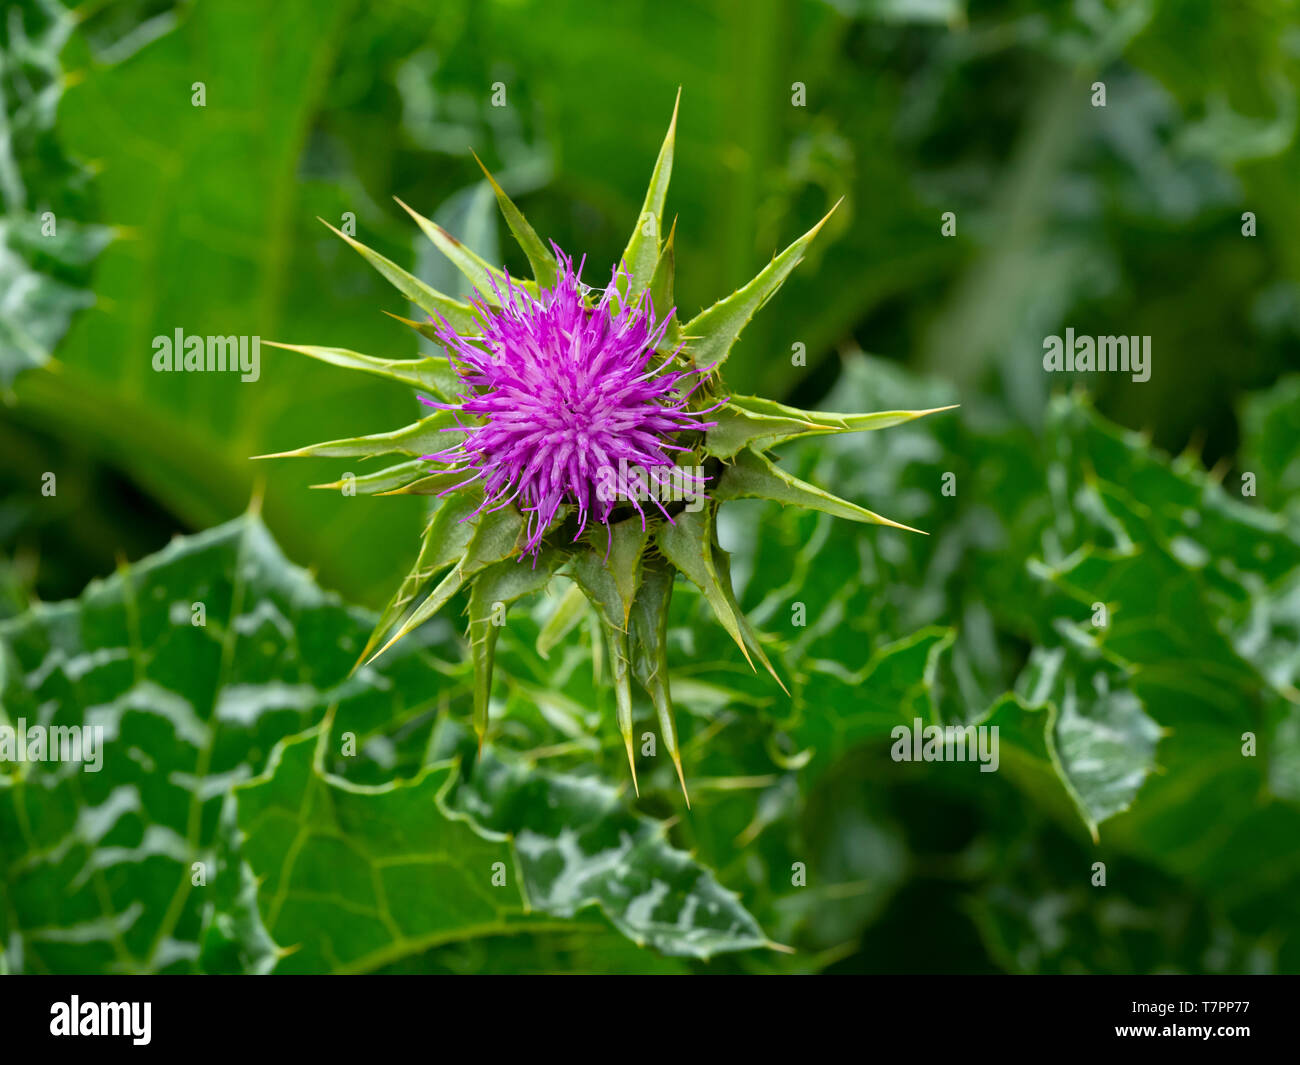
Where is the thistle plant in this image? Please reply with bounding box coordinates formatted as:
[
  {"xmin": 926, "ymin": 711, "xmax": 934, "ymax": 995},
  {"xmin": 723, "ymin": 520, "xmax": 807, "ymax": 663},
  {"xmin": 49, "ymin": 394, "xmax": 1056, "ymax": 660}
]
[{"xmin": 259, "ymin": 94, "xmax": 951, "ymax": 801}]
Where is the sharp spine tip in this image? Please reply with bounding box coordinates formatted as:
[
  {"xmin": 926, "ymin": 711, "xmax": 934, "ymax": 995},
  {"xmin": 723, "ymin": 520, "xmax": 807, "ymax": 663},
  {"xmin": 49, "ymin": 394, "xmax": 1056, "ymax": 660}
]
[
  {"xmin": 623, "ymin": 738, "xmax": 640, "ymax": 796},
  {"xmin": 671, "ymin": 752, "xmax": 691, "ymax": 808}
]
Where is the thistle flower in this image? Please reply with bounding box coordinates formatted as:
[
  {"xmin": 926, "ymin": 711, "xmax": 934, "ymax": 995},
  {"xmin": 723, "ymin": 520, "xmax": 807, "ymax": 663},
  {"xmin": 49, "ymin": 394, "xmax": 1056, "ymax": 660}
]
[
  {"xmin": 422, "ymin": 249, "xmax": 719, "ymax": 556},
  {"xmin": 259, "ymin": 92, "xmax": 953, "ymax": 802}
]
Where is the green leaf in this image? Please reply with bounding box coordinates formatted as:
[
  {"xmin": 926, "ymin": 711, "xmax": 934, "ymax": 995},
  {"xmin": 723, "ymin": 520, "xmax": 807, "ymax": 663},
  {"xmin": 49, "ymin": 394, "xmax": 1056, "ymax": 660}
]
[
  {"xmin": 0, "ymin": 0, "xmax": 121, "ymax": 386},
  {"xmin": 319, "ymin": 218, "xmax": 481, "ymax": 332},
  {"xmin": 197, "ymin": 796, "xmax": 280, "ymax": 974},
  {"xmin": 715, "ymin": 447, "xmax": 924, "ymax": 533},
  {"xmin": 472, "ymin": 151, "xmax": 558, "ymax": 289},
  {"xmin": 0, "ymin": 512, "xmax": 459, "ymax": 974},
  {"xmin": 795, "ymin": 628, "xmax": 954, "ymax": 774},
  {"xmin": 1240, "ymin": 373, "xmax": 1300, "ymax": 524},
  {"xmin": 235, "ymin": 726, "xmax": 530, "ymax": 973},
  {"xmin": 395, "ymin": 197, "xmax": 538, "ymax": 303},
  {"xmin": 21, "ymin": 0, "xmax": 445, "ymax": 603},
  {"xmin": 370, "ymin": 926, "xmax": 690, "ymax": 974},
  {"xmin": 747, "ymin": 359, "xmax": 1300, "ymax": 950},
  {"xmin": 991, "ymin": 645, "xmax": 1163, "ymax": 842},
  {"xmin": 1270, "ymin": 705, "xmax": 1300, "ymax": 803},
  {"xmin": 680, "ymin": 200, "xmax": 839, "ymax": 371},
  {"xmin": 1, "ymin": 505, "xmax": 769, "ymax": 971},
  {"xmin": 453, "ymin": 747, "xmax": 772, "ymax": 958},
  {"xmin": 704, "ymin": 394, "xmax": 956, "ymax": 460},
  {"xmin": 619, "ymin": 89, "xmax": 679, "ymax": 297}
]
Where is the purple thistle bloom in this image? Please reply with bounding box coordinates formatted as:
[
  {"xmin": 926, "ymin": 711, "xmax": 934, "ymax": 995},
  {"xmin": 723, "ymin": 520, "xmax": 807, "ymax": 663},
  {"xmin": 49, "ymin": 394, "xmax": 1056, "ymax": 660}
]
[{"xmin": 422, "ymin": 247, "xmax": 721, "ymax": 556}]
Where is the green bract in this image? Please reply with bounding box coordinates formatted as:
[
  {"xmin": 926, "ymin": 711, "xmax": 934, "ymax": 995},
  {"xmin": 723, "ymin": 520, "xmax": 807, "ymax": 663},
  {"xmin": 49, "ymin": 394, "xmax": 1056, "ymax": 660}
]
[{"xmin": 259, "ymin": 95, "xmax": 953, "ymax": 800}]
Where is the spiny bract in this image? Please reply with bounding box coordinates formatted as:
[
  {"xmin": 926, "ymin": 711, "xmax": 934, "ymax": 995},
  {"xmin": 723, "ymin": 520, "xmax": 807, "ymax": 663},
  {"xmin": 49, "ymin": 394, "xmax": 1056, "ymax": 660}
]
[{"xmin": 259, "ymin": 92, "xmax": 953, "ymax": 803}]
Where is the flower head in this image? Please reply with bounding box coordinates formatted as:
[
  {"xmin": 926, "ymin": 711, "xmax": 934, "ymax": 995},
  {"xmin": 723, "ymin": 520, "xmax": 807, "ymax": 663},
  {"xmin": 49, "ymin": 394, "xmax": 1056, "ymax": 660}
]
[
  {"xmin": 265, "ymin": 93, "xmax": 950, "ymax": 799},
  {"xmin": 423, "ymin": 249, "xmax": 717, "ymax": 555}
]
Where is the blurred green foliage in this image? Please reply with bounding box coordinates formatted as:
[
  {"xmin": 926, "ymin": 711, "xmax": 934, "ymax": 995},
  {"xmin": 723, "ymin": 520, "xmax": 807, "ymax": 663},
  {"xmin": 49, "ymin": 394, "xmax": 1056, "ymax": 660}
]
[{"xmin": 1, "ymin": 0, "xmax": 1298, "ymax": 973}]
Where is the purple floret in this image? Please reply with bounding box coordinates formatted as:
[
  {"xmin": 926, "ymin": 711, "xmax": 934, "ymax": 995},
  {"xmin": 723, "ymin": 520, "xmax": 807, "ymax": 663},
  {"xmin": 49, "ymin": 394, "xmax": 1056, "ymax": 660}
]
[{"xmin": 422, "ymin": 246, "xmax": 720, "ymax": 556}]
